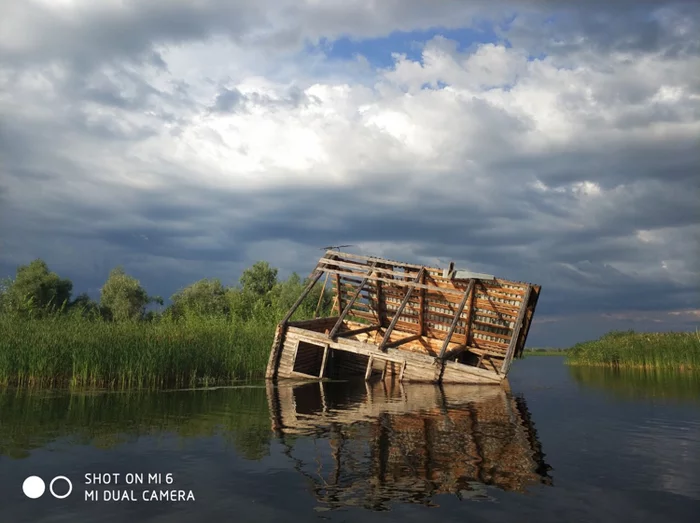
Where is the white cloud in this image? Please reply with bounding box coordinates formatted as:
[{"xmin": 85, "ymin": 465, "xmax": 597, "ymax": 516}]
[{"xmin": 1, "ymin": 0, "xmax": 698, "ymax": 344}]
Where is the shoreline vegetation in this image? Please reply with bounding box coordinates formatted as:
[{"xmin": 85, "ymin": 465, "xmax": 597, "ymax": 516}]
[
  {"xmin": 0, "ymin": 259, "xmax": 331, "ymax": 388},
  {"xmin": 565, "ymin": 331, "xmax": 700, "ymax": 371},
  {"xmin": 1, "ymin": 259, "xmax": 698, "ymax": 389}
]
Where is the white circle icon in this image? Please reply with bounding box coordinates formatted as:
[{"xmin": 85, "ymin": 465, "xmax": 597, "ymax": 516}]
[
  {"xmin": 49, "ymin": 476, "xmax": 73, "ymax": 499},
  {"xmin": 22, "ymin": 476, "xmax": 46, "ymax": 499}
]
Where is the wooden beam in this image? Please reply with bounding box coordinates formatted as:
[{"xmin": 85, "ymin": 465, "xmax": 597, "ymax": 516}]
[
  {"xmin": 325, "ymin": 250, "xmax": 438, "ymax": 271},
  {"xmin": 334, "ymin": 324, "xmax": 380, "ymax": 338},
  {"xmin": 418, "ymin": 270, "xmax": 426, "ymax": 336},
  {"xmin": 319, "ymin": 267, "xmax": 464, "ymax": 296},
  {"xmin": 463, "ymin": 280, "xmax": 476, "ymax": 349},
  {"xmin": 378, "ymin": 267, "xmax": 425, "ymax": 351},
  {"xmin": 333, "ymin": 273, "xmax": 341, "ymax": 315},
  {"xmin": 281, "ymin": 270, "xmax": 324, "ymax": 326},
  {"xmin": 314, "ymin": 272, "xmax": 330, "ymax": 318},
  {"xmin": 364, "ymin": 355, "xmax": 374, "ymax": 381},
  {"xmin": 438, "ymin": 279, "xmax": 475, "ymax": 360},
  {"xmin": 514, "ymin": 284, "xmax": 540, "ymax": 359},
  {"xmin": 384, "ymin": 334, "xmax": 421, "ymax": 349},
  {"xmin": 500, "ymin": 284, "xmax": 532, "ymax": 375},
  {"xmin": 319, "ymin": 344, "xmax": 329, "ymax": 378},
  {"xmin": 328, "ymin": 262, "xmax": 377, "ymax": 339},
  {"xmin": 376, "ymin": 266, "xmax": 386, "ymax": 326},
  {"xmin": 399, "ymin": 361, "xmax": 407, "ymax": 382}
]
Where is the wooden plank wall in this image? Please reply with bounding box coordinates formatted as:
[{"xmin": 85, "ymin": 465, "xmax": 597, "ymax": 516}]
[{"xmin": 326, "ymin": 255, "xmax": 533, "ymax": 364}]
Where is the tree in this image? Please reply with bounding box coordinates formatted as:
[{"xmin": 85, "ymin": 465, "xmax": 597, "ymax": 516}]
[
  {"xmin": 239, "ymin": 261, "xmax": 278, "ymax": 297},
  {"xmin": 2, "ymin": 259, "xmax": 73, "ymax": 316},
  {"xmin": 170, "ymin": 278, "xmax": 229, "ymax": 318},
  {"xmin": 68, "ymin": 292, "xmax": 101, "ymax": 318},
  {"xmin": 99, "ymin": 267, "xmax": 155, "ymax": 322}
]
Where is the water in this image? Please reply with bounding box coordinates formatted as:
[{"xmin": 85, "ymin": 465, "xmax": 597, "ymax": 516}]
[{"xmin": 1, "ymin": 357, "xmax": 699, "ymax": 522}]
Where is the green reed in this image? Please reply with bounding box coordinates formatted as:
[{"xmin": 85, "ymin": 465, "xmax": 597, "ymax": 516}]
[
  {"xmin": 0, "ymin": 313, "xmax": 277, "ymax": 388},
  {"xmin": 566, "ymin": 330, "xmax": 700, "ymax": 370}
]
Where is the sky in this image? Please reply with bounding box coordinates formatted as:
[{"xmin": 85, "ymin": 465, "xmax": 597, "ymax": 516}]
[{"xmin": 0, "ymin": 0, "xmax": 698, "ymax": 347}]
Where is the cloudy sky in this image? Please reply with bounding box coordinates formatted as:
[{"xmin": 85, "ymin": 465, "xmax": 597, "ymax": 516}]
[{"xmin": 1, "ymin": 0, "xmax": 698, "ymax": 346}]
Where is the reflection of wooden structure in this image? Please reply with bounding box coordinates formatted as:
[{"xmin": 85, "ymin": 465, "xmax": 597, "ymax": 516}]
[
  {"xmin": 267, "ymin": 380, "xmax": 552, "ymax": 509},
  {"xmin": 266, "ymin": 251, "xmax": 540, "ymax": 383}
]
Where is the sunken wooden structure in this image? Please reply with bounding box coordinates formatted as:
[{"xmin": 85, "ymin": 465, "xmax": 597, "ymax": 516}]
[
  {"xmin": 265, "ymin": 251, "xmax": 540, "ymax": 384},
  {"xmin": 268, "ymin": 380, "xmax": 552, "ymax": 509}
]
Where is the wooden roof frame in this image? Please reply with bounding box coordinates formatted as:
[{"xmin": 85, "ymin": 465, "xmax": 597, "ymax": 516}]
[{"xmin": 275, "ymin": 250, "xmax": 538, "ymax": 369}]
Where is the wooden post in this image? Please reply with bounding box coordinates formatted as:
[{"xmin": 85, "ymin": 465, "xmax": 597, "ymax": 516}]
[
  {"xmin": 319, "ymin": 344, "xmax": 330, "ymax": 378},
  {"xmin": 328, "ymin": 262, "xmax": 377, "ymax": 339},
  {"xmin": 399, "ymin": 361, "xmax": 407, "ymax": 382},
  {"xmin": 376, "ymin": 265, "xmax": 386, "ymax": 326},
  {"xmin": 500, "ymin": 284, "xmax": 532, "ymax": 375},
  {"xmin": 378, "ymin": 267, "xmax": 425, "ymax": 351},
  {"xmin": 418, "ymin": 270, "xmax": 426, "ymax": 336},
  {"xmin": 463, "ymin": 279, "xmax": 476, "ymax": 353},
  {"xmin": 438, "ymin": 279, "xmax": 474, "ymax": 360},
  {"xmin": 365, "ymin": 355, "xmax": 374, "ymax": 382}
]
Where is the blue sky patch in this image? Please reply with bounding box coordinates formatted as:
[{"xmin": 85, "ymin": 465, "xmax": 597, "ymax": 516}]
[{"xmin": 313, "ymin": 18, "xmax": 516, "ymax": 69}]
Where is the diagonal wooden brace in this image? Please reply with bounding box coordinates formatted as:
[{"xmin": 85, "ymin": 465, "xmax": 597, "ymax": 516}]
[
  {"xmin": 378, "ymin": 267, "xmax": 425, "ymax": 351},
  {"xmin": 327, "ymin": 262, "xmax": 377, "ymax": 339},
  {"xmin": 437, "ymin": 279, "xmax": 475, "ymax": 360}
]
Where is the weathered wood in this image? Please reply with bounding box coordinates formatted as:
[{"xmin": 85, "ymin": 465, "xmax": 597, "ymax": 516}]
[
  {"xmin": 336, "ymin": 324, "xmax": 381, "ymax": 338},
  {"xmin": 319, "ymin": 257, "xmax": 422, "ymax": 281},
  {"xmin": 365, "ymin": 355, "xmax": 374, "ymax": 381},
  {"xmin": 500, "ymin": 284, "xmax": 532, "ymax": 375},
  {"xmin": 320, "ymin": 267, "xmax": 464, "ymax": 296},
  {"xmin": 384, "ymin": 334, "xmax": 421, "ymax": 349},
  {"xmin": 418, "ymin": 270, "xmax": 426, "ymax": 336},
  {"xmin": 319, "ymin": 344, "xmax": 329, "ymax": 378},
  {"xmin": 437, "ymin": 280, "xmax": 474, "ymax": 360},
  {"xmin": 328, "ymin": 262, "xmax": 377, "ymax": 339},
  {"xmin": 282, "ymin": 270, "xmax": 324, "ymax": 325},
  {"xmin": 514, "ymin": 284, "xmax": 540, "ymax": 359},
  {"xmin": 314, "ymin": 272, "xmax": 330, "ymax": 318},
  {"xmin": 379, "ymin": 268, "xmax": 425, "ymax": 351}
]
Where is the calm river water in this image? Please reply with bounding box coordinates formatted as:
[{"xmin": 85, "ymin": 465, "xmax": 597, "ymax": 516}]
[{"xmin": 1, "ymin": 357, "xmax": 699, "ymax": 522}]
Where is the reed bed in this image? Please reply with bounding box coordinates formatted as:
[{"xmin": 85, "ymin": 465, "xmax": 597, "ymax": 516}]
[
  {"xmin": 566, "ymin": 330, "xmax": 700, "ymax": 370},
  {"xmin": 0, "ymin": 314, "xmax": 277, "ymax": 389}
]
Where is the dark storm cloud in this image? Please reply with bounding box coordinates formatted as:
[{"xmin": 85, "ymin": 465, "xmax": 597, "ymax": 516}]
[{"xmin": 1, "ymin": 0, "xmax": 698, "ymax": 347}]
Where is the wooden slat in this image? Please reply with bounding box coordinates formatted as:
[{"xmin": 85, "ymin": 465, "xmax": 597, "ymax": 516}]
[
  {"xmin": 320, "ymin": 267, "xmax": 465, "ymax": 296},
  {"xmin": 319, "ymin": 258, "xmax": 422, "ymax": 281},
  {"xmin": 378, "ymin": 268, "xmax": 425, "ymax": 350},
  {"xmin": 328, "ymin": 262, "xmax": 377, "ymax": 339},
  {"xmin": 323, "ymin": 251, "xmax": 438, "ymax": 271},
  {"xmin": 500, "ymin": 284, "xmax": 532, "ymax": 375}
]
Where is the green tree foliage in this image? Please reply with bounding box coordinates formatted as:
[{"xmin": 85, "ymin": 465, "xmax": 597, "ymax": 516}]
[
  {"xmin": 100, "ymin": 267, "xmax": 157, "ymax": 322},
  {"xmin": 2, "ymin": 259, "xmax": 73, "ymax": 316},
  {"xmin": 239, "ymin": 261, "xmax": 278, "ymax": 297},
  {"xmin": 170, "ymin": 278, "xmax": 229, "ymax": 318},
  {"xmin": 68, "ymin": 292, "xmax": 101, "ymax": 319}
]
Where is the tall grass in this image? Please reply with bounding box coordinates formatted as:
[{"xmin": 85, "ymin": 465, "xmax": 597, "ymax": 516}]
[
  {"xmin": 0, "ymin": 313, "xmax": 278, "ymax": 388},
  {"xmin": 566, "ymin": 330, "xmax": 700, "ymax": 370}
]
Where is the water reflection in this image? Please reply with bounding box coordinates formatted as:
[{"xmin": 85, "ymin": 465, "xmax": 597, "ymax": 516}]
[
  {"xmin": 0, "ymin": 386, "xmax": 272, "ymax": 460},
  {"xmin": 569, "ymin": 366, "xmax": 700, "ymax": 403},
  {"xmin": 268, "ymin": 380, "xmax": 552, "ymax": 510}
]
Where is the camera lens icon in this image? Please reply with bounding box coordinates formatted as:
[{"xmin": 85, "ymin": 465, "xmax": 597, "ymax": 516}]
[{"xmin": 23, "ymin": 476, "xmax": 73, "ymax": 499}]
